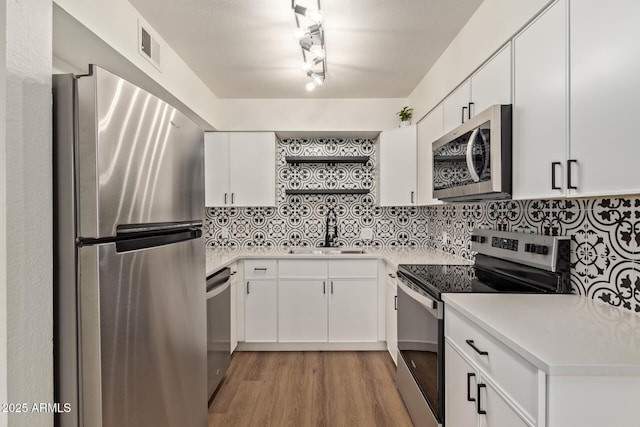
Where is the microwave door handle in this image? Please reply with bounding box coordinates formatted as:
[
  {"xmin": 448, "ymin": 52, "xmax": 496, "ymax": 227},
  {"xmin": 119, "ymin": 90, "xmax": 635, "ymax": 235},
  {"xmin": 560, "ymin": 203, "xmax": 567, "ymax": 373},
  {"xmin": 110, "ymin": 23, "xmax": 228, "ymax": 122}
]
[{"xmin": 466, "ymin": 127, "xmax": 481, "ymax": 182}]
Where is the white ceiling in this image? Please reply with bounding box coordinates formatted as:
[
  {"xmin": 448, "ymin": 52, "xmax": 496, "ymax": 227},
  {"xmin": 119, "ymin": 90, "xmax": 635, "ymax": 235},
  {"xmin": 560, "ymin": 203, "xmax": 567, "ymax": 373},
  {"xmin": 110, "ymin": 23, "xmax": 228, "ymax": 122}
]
[{"xmin": 128, "ymin": 0, "xmax": 484, "ymax": 99}]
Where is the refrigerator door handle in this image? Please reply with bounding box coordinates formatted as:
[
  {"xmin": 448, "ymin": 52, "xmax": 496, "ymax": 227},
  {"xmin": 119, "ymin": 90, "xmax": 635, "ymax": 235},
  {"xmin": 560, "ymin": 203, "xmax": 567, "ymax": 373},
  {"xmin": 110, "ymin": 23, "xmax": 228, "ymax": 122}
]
[
  {"xmin": 117, "ymin": 220, "xmax": 203, "ymax": 234},
  {"xmin": 115, "ymin": 228, "xmax": 202, "ymax": 253}
]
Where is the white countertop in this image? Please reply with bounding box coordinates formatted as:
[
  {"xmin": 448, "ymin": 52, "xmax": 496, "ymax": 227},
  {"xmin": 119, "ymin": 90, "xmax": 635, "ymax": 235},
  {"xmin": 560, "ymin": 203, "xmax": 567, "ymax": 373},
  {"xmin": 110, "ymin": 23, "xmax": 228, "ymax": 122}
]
[
  {"xmin": 206, "ymin": 246, "xmax": 470, "ymax": 277},
  {"xmin": 443, "ymin": 293, "xmax": 640, "ymax": 377}
]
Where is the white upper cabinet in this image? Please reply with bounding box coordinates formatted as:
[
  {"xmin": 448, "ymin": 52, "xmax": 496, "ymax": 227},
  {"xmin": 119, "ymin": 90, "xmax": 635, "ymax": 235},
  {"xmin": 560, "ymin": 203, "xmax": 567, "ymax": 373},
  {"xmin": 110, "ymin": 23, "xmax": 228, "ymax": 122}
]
[
  {"xmin": 378, "ymin": 125, "xmax": 418, "ymax": 206},
  {"xmin": 569, "ymin": 0, "xmax": 640, "ymax": 197},
  {"xmin": 443, "ymin": 44, "xmax": 512, "ymax": 134},
  {"xmin": 443, "ymin": 80, "xmax": 472, "ymax": 134},
  {"xmin": 470, "ymin": 44, "xmax": 512, "ymax": 117},
  {"xmin": 204, "ymin": 132, "xmax": 230, "ymax": 207},
  {"xmin": 512, "ymin": 0, "xmax": 568, "ymax": 199},
  {"xmin": 416, "ymin": 104, "xmax": 444, "ymax": 205},
  {"xmin": 204, "ymin": 132, "xmax": 276, "ymax": 207}
]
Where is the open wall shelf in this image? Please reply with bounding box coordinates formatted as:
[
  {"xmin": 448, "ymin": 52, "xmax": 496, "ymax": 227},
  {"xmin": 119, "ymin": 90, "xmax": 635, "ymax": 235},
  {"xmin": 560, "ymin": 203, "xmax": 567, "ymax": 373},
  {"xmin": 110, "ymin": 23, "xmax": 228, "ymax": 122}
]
[
  {"xmin": 285, "ymin": 189, "xmax": 370, "ymax": 195},
  {"xmin": 285, "ymin": 156, "xmax": 370, "ymax": 164}
]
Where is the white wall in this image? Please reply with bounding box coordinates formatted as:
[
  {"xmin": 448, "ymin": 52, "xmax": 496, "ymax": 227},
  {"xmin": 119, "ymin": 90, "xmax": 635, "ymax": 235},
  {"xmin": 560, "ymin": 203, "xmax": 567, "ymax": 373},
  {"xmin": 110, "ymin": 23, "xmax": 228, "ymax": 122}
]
[
  {"xmin": 409, "ymin": 0, "xmax": 553, "ymax": 121},
  {"xmin": 219, "ymin": 98, "xmax": 407, "ymax": 132},
  {"xmin": 0, "ymin": 0, "xmax": 53, "ymax": 425},
  {"xmin": 53, "ymin": 0, "xmax": 221, "ymax": 130}
]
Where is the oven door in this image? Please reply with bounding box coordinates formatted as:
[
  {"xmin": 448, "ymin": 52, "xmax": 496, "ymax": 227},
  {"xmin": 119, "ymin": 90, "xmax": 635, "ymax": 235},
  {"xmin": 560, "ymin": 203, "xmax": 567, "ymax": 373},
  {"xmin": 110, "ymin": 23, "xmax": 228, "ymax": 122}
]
[
  {"xmin": 432, "ymin": 104, "xmax": 511, "ymax": 202},
  {"xmin": 396, "ymin": 279, "xmax": 444, "ymax": 427}
]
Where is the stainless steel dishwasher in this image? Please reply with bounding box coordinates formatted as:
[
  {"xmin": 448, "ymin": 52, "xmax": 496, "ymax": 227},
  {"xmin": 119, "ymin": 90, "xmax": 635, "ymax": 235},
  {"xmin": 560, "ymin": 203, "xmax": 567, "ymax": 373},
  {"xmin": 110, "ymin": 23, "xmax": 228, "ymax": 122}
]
[{"xmin": 206, "ymin": 266, "xmax": 231, "ymax": 400}]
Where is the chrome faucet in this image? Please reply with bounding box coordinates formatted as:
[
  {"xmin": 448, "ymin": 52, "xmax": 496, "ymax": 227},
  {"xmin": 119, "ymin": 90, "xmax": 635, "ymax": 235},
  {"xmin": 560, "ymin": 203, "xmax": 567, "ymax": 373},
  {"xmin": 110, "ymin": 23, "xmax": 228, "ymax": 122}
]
[{"xmin": 324, "ymin": 207, "xmax": 339, "ymax": 247}]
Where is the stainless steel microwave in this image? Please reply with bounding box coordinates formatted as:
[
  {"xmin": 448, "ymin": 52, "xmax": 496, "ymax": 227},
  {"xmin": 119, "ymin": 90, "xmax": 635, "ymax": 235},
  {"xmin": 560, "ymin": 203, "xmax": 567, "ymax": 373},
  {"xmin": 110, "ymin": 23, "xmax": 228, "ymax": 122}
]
[{"xmin": 432, "ymin": 104, "xmax": 512, "ymax": 202}]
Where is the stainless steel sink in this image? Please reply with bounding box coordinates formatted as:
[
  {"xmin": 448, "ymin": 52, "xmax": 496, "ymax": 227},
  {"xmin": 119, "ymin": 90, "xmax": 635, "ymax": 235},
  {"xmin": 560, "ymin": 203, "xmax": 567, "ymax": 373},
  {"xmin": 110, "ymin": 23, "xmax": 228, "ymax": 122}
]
[{"xmin": 288, "ymin": 248, "xmax": 367, "ymax": 255}]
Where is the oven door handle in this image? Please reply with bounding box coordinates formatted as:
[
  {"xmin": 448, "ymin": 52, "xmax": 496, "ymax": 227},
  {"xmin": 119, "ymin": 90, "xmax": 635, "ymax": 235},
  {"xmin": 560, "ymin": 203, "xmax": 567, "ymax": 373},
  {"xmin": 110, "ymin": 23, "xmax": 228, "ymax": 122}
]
[
  {"xmin": 397, "ymin": 280, "xmax": 443, "ymax": 319},
  {"xmin": 206, "ymin": 280, "xmax": 230, "ymax": 300}
]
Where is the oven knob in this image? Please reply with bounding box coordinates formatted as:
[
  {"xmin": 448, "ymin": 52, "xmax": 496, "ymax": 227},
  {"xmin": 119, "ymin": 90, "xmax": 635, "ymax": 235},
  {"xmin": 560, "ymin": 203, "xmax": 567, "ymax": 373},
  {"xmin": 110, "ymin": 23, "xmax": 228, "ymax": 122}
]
[
  {"xmin": 471, "ymin": 235, "xmax": 486, "ymax": 243},
  {"xmin": 535, "ymin": 245, "xmax": 548, "ymax": 255},
  {"xmin": 524, "ymin": 243, "xmax": 536, "ymax": 253}
]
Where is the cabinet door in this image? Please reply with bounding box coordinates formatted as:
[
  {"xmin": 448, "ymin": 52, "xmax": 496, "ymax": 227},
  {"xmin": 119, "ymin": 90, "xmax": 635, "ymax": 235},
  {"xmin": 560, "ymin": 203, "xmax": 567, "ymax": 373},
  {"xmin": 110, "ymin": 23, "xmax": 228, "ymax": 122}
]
[
  {"xmin": 204, "ymin": 132, "xmax": 230, "ymax": 207},
  {"xmin": 244, "ymin": 280, "xmax": 277, "ymax": 342},
  {"xmin": 417, "ymin": 104, "xmax": 443, "ymax": 205},
  {"xmin": 479, "ymin": 380, "xmax": 529, "ymax": 427},
  {"xmin": 470, "ymin": 44, "xmax": 512, "ymax": 118},
  {"xmin": 378, "ymin": 125, "xmax": 417, "ymax": 206},
  {"xmin": 445, "ymin": 341, "xmax": 480, "ymax": 427},
  {"xmin": 229, "ymin": 132, "xmax": 276, "ymax": 207},
  {"xmin": 443, "ymin": 80, "xmax": 472, "ymax": 134},
  {"xmin": 279, "ymin": 280, "xmax": 328, "ymax": 342},
  {"xmin": 385, "ymin": 279, "xmax": 398, "ymax": 364},
  {"xmin": 569, "ymin": 0, "xmax": 640, "ymax": 197},
  {"xmin": 329, "ymin": 280, "xmax": 378, "ymax": 342},
  {"xmin": 229, "ymin": 264, "xmax": 238, "ymax": 353},
  {"xmin": 512, "ymin": 0, "xmax": 567, "ymax": 200}
]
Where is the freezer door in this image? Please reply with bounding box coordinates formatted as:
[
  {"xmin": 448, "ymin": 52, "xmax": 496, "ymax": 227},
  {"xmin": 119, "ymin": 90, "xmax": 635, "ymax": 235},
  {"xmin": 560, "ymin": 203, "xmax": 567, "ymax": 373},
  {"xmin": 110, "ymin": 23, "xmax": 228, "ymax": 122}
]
[
  {"xmin": 76, "ymin": 65, "xmax": 204, "ymax": 238},
  {"xmin": 77, "ymin": 236, "xmax": 206, "ymax": 427}
]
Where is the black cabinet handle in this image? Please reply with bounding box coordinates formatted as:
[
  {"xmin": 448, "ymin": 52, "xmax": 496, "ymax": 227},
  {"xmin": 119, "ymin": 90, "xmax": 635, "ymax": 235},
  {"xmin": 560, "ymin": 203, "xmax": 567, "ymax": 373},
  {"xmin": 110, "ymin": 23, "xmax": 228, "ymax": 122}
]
[
  {"xmin": 466, "ymin": 339, "xmax": 488, "ymax": 356},
  {"xmin": 231, "ymin": 193, "xmax": 235, "ymax": 204},
  {"xmin": 331, "ymin": 281, "xmax": 334, "ymax": 294},
  {"xmin": 467, "ymin": 373, "xmax": 476, "ymax": 402},
  {"xmin": 224, "ymin": 193, "xmax": 228, "ymax": 204},
  {"xmin": 462, "ymin": 106, "xmax": 468, "ymax": 123},
  {"xmin": 388, "ymin": 273, "xmax": 396, "ymax": 279},
  {"xmin": 551, "ymin": 162, "xmax": 562, "ymax": 190},
  {"xmin": 323, "ymin": 281, "xmax": 326, "ymax": 294},
  {"xmin": 246, "ymin": 281, "xmax": 250, "ymax": 294},
  {"xmin": 567, "ymin": 159, "xmax": 578, "ymax": 190},
  {"xmin": 254, "ymin": 267, "xmax": 267, "ymax": 271},
  {"xmin": 468, "ymin": 102, "xmax": 474, "ymax": 120},
  {"xmin": 394, "ymin": 295, "xmax": 398, "ymax": 311},
  {"xmin": 410, "ymin": 191, "xmax": 415, "ymax": 204},
  {"xmin": 477, "ymin": 384, "xmax": 487, "ymax": 415},
  {"xmin": 230, "ymin": 271, "xmax": 237, "ymax": 276}
]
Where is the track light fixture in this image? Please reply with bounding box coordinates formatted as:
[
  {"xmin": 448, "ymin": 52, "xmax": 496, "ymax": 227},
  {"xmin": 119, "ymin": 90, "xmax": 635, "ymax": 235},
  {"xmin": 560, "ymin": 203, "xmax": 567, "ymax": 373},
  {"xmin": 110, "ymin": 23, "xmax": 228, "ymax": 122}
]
[{"xmin": 292, "ymin": 1, "xmax": 327, "ymax": 92}]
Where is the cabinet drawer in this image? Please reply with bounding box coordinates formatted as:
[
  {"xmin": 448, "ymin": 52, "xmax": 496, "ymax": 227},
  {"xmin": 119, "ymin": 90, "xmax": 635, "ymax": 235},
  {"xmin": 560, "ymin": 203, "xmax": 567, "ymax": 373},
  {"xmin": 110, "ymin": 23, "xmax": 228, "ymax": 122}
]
[
  {"xmin": 279, "ymin": 260, "xmax": 328, "ymax": 279},
  {"xmin": 445, "ymin": 306, "xmax": 539, "ymax": 422},
  {"xmin": 328, "ymin": 259, "xmax": 377, "ymax": 278},
  {"xmin": 244, "ymin": 260, "xmax": 277, "ymax": 279}
]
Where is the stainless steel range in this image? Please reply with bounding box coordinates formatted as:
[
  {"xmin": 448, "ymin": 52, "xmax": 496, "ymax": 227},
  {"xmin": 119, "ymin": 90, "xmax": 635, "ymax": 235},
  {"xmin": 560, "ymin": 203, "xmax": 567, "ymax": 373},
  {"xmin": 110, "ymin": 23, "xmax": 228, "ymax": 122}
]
[{"xmin": 395, "ymin": 229, "xmax": 570, "ymax": 427}]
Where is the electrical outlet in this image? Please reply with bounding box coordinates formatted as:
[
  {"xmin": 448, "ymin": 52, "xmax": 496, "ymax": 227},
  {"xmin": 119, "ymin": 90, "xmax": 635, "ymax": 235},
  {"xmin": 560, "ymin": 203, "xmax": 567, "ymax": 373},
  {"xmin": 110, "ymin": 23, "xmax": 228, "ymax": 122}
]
[
  {"xmin": 360, "ymin": 227, "xmax": 373, "ymax": 240},
  {"xmin": 220, "ymin": 227, "xmax": 229, "ymax": 240}
]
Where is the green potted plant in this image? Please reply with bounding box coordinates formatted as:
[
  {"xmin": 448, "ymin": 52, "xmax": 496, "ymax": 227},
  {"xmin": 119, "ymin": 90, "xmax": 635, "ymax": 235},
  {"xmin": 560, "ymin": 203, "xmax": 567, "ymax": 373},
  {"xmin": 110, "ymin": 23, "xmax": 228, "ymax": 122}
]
[{"xmin": 397, "ymin": 106, "xmax": 413, "ymax": 127}]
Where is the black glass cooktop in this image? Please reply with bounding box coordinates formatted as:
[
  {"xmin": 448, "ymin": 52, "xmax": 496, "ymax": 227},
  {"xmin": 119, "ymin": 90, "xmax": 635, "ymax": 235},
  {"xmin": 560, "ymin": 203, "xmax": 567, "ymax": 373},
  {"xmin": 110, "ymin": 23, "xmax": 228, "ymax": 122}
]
[{"xmin": 397, "ymin": 264, "xmax": 476, "ymax": 299}]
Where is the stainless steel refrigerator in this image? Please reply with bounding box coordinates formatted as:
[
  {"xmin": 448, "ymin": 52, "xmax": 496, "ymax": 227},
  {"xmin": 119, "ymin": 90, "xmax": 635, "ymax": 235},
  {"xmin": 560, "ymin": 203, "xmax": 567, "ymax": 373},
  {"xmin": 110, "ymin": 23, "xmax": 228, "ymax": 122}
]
[{"xmin": 53, "ymin": 65, "xmax": 207, "ymax": 427}]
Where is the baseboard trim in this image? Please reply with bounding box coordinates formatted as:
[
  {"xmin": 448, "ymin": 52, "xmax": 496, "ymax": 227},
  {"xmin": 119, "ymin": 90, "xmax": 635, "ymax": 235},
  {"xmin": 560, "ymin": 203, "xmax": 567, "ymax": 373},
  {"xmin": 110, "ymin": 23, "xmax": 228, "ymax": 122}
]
[{"xmin": 236, "ymin": 341, "xmax": 387, "ymax": 351}]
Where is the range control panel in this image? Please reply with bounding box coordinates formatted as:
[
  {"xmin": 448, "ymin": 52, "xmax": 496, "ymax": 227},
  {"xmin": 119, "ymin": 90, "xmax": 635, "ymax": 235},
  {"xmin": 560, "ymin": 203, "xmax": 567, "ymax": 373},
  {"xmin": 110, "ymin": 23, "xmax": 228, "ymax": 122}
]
[
  {"xmin": 491, "ymin": 236, "xmax": 519, "ymax": 251},
  {"xmin": 470, "ymin": 228, "xmax": 569, "ymax": 272}
]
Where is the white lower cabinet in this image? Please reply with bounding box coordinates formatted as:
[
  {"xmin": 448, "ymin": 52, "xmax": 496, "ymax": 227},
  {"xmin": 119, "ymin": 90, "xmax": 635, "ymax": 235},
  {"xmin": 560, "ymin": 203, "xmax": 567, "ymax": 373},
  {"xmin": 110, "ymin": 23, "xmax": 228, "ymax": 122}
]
[
  {"xmin": 328, "ymin": 279, "xmax": 378, "ymax": 342},
  {"xmin": 244, "ymin": 279, "xmax": 277, "ymax": 342},
  {"xmin": 445, "ymin": 341, "xmax": 481, "ymax": 427},
  {"xmin": 445, "ymin": 305, "xmax": 539, "ymax": 427},
  {"xmin": 242, "ymin": 258, "xmax": 380, "ymax": 345},
  {"xmin": 385, "ymin": 270, "xmax": 398, "ymax": 364},
  {"xmin": 229, "ymin": 262, "xmax": 239, "ymax": 353},
  {"xmin": 279, "ymin": 280, "xmax": 327, "ymax": 342},
  {"xmin": 446, "ymin": 343, "xmax": 531, "ymax": 427}
]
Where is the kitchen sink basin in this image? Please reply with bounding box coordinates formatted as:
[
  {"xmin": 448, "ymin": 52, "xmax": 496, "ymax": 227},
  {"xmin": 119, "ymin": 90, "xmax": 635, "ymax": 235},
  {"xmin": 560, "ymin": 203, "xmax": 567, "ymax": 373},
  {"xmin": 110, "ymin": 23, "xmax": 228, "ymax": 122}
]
[{"xmin": 288, "ymin": 248, "xmax": 367, "ymax": 255}]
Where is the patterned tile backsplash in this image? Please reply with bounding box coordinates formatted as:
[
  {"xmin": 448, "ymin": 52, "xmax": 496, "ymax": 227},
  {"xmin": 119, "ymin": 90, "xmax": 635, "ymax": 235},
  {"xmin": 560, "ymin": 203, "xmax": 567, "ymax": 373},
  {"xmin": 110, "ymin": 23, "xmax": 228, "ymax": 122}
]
[
  {"xmin": 205, "ymin": 137, "xmax": 429, "ymax": 248},
  {"xmin": 205, "ymin": 137, "xmax": 640, "ymax": 313}
]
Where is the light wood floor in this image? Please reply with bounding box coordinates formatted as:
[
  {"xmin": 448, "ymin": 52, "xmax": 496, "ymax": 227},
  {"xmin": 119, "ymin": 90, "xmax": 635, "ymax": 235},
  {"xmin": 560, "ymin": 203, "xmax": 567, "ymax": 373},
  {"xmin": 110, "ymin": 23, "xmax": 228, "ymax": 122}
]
[{"xmin": 208, "ymin": 351, "xmax": 414, "ymax": 427}]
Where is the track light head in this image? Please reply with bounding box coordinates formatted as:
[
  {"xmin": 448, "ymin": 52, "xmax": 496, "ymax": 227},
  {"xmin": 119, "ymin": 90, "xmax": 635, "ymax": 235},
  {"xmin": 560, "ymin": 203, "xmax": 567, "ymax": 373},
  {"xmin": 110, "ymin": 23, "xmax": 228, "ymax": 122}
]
[{"xmin": 293, "ymin": 4, "xmax": 324, "ymax": 24}]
